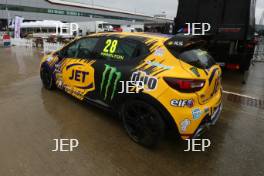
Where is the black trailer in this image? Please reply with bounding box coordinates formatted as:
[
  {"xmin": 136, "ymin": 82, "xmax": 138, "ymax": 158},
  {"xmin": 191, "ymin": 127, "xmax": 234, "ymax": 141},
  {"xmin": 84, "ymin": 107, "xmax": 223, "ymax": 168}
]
[{"xmin": 174, "ymin": 0, "xmax": 257, "ymax": 73}]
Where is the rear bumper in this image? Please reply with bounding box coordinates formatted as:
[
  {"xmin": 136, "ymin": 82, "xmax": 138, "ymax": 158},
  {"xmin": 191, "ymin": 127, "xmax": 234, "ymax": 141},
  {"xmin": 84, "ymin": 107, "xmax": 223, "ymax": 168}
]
[
  {"xmin": 156, "ymin": 83, "xmax": 223, "ymax": 139},
  {"xmin": 192, "ymin": 103, "xmax": 223, "ymax": 139}
]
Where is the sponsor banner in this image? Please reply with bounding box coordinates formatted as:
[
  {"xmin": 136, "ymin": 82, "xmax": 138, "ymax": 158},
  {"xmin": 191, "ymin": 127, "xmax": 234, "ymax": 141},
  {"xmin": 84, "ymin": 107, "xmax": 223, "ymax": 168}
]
[{"xmin": 14, "ymin": 16, "xmax": 24, "ymax": 38}]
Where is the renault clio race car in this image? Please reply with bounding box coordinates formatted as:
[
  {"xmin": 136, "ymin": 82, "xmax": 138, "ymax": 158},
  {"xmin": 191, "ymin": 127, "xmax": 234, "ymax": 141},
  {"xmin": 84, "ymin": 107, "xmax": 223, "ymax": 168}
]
[{"xmin": 40, "ymin": 32, "xmax": 223, "ymax": 147}]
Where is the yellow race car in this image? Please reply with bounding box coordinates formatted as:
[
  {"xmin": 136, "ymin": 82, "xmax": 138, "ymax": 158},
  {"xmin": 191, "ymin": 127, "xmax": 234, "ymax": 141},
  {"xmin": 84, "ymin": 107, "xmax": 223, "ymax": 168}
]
[{"xmin": 40, "ymin": 32, "xmax": 222, "ymax": 147}]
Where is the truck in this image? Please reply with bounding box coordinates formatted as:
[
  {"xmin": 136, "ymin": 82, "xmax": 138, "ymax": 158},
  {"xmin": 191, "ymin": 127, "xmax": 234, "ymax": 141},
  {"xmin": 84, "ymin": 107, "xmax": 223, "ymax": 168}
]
[
  {"xmin": 174, "ymin": 0, "xmax": 257, "ymax": 76},
  {"xmin": 77, "ymin": 21, "xmax": 113, "ymax": 36}
]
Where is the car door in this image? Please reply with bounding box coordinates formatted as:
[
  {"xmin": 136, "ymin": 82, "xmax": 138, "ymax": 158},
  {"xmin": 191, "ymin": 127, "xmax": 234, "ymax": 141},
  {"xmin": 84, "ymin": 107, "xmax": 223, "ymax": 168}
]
[
  {"xmin": 56, "ymin": 37, "xmax": 100, "ymax": 100},
  {"xmin": 90, "ymin": 36, "xmax": 149, "ymax": 105}
]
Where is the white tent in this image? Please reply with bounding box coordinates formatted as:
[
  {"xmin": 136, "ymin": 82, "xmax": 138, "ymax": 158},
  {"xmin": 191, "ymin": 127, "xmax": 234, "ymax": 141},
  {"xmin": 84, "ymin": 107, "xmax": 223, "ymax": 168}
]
[{"xmin": 20, "ymin": 20, "xmax": 64, "ymax": 28}]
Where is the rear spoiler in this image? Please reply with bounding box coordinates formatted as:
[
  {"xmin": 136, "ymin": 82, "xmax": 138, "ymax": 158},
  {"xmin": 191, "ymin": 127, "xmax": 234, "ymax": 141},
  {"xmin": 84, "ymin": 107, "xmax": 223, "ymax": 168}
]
[{"xmin": 164, "ymin": 34, "xmax": 209, "ymax": 52}]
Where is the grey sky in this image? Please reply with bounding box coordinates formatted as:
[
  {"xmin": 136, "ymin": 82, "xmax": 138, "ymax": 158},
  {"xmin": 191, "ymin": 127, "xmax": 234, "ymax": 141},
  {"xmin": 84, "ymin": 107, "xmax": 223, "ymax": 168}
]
[
  {"xmin": 256, "ymin": 0, "xmax": 264, "ymax": 24},
  {"xmin": 66, "ymin": 0, "xmax": 263, "ymax": 23},
  {"xmin": 65, "ymin": 0, "xmax": 177, "ymax": 19}
]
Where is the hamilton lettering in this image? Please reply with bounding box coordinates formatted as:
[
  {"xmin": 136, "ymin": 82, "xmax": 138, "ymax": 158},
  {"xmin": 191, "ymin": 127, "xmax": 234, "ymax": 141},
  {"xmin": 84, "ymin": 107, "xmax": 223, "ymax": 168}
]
[{"xmin": 69, "ymin": 69, "xmax": 89, "ymax": 82}]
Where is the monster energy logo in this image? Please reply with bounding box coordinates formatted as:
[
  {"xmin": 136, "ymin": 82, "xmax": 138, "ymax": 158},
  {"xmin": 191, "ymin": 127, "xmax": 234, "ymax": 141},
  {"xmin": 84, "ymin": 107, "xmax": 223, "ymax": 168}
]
[{"xmin": 100, "ymin": 64, "xmax": 122, "ymax": 100}]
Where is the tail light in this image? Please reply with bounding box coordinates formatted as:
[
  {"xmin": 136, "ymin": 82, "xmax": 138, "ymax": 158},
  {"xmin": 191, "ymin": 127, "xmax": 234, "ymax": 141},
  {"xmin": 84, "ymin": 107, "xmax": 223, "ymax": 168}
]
[
  {"xmin": 246, "ymin": 44, "xmax": 254, "ymax": 49},
  {"xmin": 164, "ymin": 77, "xmax": 205, "ymax": 93},
  {"xmin": 226, "ymin": 64, "xmax": 240, "ymax": 70}
]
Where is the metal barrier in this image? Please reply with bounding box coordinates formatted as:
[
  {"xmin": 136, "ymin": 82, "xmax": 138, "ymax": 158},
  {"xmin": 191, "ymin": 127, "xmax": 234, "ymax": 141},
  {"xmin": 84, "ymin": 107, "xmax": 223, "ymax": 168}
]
[
  {"xmin": 43, "ymin": 41, "xmax": 64, "ymax": 54},
  {"xmin": 10, "ymin": 38, "xmax": 64, "ymax": 54},
  {"xmin": 253, "ymin": 37, "xmax": 264, "ymax": 62},
  {"xmin": 11, "ymin": 38, "xmax": 33, "ymax": 48}
]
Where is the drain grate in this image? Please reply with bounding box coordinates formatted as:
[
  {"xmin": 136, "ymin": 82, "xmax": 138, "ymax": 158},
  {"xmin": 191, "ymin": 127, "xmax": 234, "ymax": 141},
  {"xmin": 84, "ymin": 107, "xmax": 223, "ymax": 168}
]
[{"xmin": 224, "ymin": 92, "xmax": 264, "ymax": 109}]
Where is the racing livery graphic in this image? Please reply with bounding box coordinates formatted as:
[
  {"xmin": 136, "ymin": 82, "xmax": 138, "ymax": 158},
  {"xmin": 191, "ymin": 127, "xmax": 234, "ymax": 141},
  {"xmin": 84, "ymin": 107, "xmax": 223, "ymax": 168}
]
[
  {"xmin": 55, "ymin": 59, "xmax": 95, "ymax": 100},
  {"xmin": 190, "ymin": 67, "xmax": 201, "ymax": 77},
  {"xmin": 40, "ymin": 32, "xmax": 223, "ymax": 147},
  {"xmin": 100, "ymin": 64, "xmax": 122, "ymax": 101},
  {"xmin": 130, "ymin": 71, "xmax": 158, "ymax": 91}
]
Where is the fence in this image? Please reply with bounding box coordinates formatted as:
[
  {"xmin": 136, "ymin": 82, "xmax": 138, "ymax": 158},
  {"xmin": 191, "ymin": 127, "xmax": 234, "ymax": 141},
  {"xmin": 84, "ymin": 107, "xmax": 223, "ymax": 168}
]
[
  {"xmin": 9, "ymin": 38, "xmax": 64, "ymax": 54},
  {"xmin": 11, "ymin": 38, "xmax": 33, "ymax": 48},
  {"xmin": 43, "ymin": 42, "xmax": 64, "ymax": 54}
]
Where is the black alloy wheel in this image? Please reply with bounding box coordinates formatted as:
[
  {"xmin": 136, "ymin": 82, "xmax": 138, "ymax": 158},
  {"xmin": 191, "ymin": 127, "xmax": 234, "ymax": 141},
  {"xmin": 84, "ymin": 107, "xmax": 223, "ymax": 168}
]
[{"xmin": 121, "ymin": 100, "xmax": 165, "ymax": 148}]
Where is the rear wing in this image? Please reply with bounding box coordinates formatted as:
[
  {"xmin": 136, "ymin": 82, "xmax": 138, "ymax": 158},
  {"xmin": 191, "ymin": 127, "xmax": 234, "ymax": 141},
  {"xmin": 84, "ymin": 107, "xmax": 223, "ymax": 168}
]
[{"xmin": 164, "ymin": 34, "xmax": 208, "ymax": 52}]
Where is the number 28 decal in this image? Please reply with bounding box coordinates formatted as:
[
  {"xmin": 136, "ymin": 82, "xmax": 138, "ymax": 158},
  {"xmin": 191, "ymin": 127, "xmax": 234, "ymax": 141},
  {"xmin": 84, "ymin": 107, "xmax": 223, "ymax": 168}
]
[{"xmin": 103, "ymin": 39, "xmax": 118, "ymax": 53}]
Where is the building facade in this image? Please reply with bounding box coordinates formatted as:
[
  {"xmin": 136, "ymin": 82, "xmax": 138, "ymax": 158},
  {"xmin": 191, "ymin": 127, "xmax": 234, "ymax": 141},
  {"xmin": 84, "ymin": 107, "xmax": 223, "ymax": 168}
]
[{"xmin": 0, "ymin": 0, "xmax": 171, "ymax": 30}]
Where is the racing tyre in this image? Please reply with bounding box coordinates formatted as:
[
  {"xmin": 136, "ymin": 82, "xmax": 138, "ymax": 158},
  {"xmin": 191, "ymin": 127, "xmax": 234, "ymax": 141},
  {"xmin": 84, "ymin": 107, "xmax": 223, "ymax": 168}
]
[
  {"xmin": 121, "ymin": 100, "xmax": 165, "ymax": 148},
  {"xmin": 40, "ymin": 66, "xmax": 55, "ymax": 90}
]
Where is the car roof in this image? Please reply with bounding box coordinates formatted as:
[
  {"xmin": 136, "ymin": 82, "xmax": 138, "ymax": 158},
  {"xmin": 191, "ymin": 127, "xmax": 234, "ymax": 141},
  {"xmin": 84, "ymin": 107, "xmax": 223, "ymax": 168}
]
[{"xmin": 90, "ymin": 32, "xmax": 171, "ymax": 42}]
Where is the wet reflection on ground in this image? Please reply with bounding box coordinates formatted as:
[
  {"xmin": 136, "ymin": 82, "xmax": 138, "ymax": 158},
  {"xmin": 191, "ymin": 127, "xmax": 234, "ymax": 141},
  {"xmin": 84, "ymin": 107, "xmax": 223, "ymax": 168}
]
[{"xmin": 0, "ymin": 47, "xmax": 263, "ymax": 176}]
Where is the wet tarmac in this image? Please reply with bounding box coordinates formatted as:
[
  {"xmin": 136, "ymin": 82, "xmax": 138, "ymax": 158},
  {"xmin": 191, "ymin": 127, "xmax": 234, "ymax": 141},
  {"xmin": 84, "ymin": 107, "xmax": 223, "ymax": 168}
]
[{"xmin": 0, "ymin": 46, "xmax": 263, "ymax": 176}]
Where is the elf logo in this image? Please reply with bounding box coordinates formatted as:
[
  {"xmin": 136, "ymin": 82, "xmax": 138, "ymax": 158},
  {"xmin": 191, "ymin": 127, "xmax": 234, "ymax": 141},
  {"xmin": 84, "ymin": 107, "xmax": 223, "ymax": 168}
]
[
  {"xmin": 130, "ymin": 71, "xmax": 158, "ymax": 91},
  {"xmin": 171, "ymin": 99, "xmax": 194, "ymax": 108}
]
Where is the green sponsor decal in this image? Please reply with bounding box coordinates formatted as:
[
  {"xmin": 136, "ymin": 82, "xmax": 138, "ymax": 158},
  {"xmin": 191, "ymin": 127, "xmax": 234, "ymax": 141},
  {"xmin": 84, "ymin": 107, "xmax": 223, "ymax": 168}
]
[{"xmin": 100, "ymin": 64, "xmax": 122, "ymax": 100}]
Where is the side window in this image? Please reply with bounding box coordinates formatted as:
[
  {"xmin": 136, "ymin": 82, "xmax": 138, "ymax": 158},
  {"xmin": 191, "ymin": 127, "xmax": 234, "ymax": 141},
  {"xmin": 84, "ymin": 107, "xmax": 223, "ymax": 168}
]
[
  {"xmin": 98, "ymin": 37, "xmax": 148, "ymax": 61},
  {"xmin": 76, "ymin": 37, "xmax": 99, "ymax": 59},
  {"xmin": 64, "ymin": 41, "xmax": 79, "ymax": 58},
  {"xmin": 62, "ymin": 37, "xmax": 99, "ymax": 59}
]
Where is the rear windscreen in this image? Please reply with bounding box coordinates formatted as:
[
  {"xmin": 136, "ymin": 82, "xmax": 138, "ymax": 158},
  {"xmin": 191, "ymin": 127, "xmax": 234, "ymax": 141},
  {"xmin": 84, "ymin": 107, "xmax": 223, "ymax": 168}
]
[{"xmin": 171, "ymin": 49, "xmax": 216, "ymax": 69}]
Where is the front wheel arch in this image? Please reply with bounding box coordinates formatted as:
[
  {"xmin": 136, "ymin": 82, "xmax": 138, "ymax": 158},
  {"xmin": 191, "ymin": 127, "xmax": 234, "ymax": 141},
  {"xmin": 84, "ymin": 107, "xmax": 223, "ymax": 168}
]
[{"xmin": 40, "ymin": 63, "xmax": 56, "ymax": 90}]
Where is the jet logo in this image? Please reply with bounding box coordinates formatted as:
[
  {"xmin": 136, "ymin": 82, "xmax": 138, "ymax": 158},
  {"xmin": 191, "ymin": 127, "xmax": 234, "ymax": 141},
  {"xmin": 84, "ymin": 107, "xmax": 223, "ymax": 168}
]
[{"xmin": 69, "ymin": 70, "xmax": 89, "ymax": 82}]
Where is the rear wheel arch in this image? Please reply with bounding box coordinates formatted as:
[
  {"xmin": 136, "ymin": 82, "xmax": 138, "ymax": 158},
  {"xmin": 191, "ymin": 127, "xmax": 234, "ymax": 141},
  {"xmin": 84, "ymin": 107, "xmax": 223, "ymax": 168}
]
[{"xmin": 116, "ymin": 93, "xmax": 179, "ymax": 132}]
